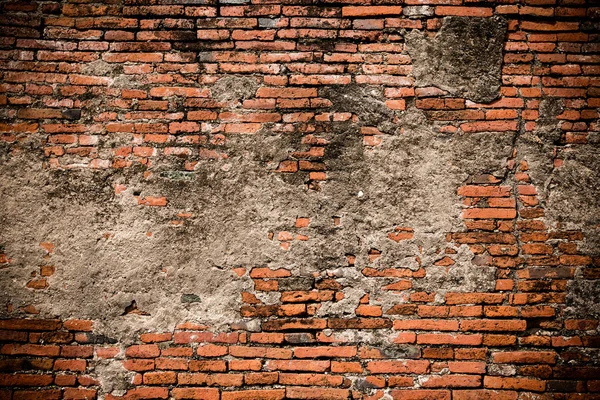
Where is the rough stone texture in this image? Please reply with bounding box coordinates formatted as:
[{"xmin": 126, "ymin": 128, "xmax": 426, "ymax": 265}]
[
  {"xmin": 0, "ymin": 1, "xmax": 599, "ymax": 399},
  {"xmin": 322, "ymin": 85, "xmax": 393, "ymax": 127},
  {"xmin": 406, "ymin": 16, "xmax": 508, "ymax": 102}
]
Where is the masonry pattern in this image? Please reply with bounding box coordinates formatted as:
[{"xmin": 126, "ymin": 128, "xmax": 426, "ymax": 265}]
[{"xmin": 0, "ymin": 0, "xmax": 599, "ymax": 399}]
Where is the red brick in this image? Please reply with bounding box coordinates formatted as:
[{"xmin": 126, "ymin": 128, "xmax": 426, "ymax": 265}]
[
  {"xmin": 457, "ymin": 186, "xmax": 511, "ymax": 197},
  {"xmin": 356, "ymin": 305, "xmax": 383, "ymax": 317},
  {"xmin": 435, "ymin": 6, "xmax": 493, "ymax": 17},
  {"xmin": 54, "ymin": 359, "xmax": 86, "ymax": 371},
  {"xmin": 460, "ymin": 121, "xmax": 518, "ymax": 133},
  {"xmin": 63, "ymin": 388, "xmax": 96, "ymax": 399},
  {"xmin": 229, "ymin": 360, "xmax": 262, "ymax": 371},
  {"xmin": 331, "ymin": 361, "xmax": 362, "ymax": 373},
  {"xmin": 143, "ymin": 371, "xmax": 177, "ymax": 385},
  {"xmin": 244, "ymin": 372, "xmax": 279, "ymax": 385},
  {"xmin": 197, "ymin": 344, "xmax": 228, "ymax": 357},
  {"xmin": 95, "ymin": 347, "xmax": 120, "ymax": 359},
  {"xmin": 0, "ymin": 319, "xmax": 61, "ymax": 331},
  {"xmin": 491, "ymin": 351, "xmax": 556, "ymax": 364},
  {"xmin": 461, "ymin": 319, "xmax": 526, "ymax": 332},
  {"xmin": 250, "ymin": 268, "xmax": 291, "ymax": 279},
  {"xmin": 171, "ymin": 388, "xmax": 219, "ymax": 400},
  {"xmin": 417, "ymin": 334, "xmax": 482, "ymax": 346},
  {"xmin": 140, "ymin": 332, "xmax": 172, "ymax": 343},
  {"xmin": 394, "ymin": 320, "xmax": 459, "ymax": 331},
  {"xmin": 448, "ymin": 361, "xmax": 486, "ymax": 374},
  {"xmin": 520, "ymin": 21, "xmax": 579, "ymax": 31},
  {"xmin": 137, "ymin": 196, "xmax": 168, "ymax": 207},
  {"xmin": 390, "ymin": 390, "xmax": 450, "ymax": 400},
  {"xmin": 230, "ymin": 346, "xmax": 292, "ymax": 359},
  {"xmin": 1, "ymin": 344, "xmax": 60, "ymax": 357},
  {"xmin": 63, "ymin": 319, "xmax": 93, "ymax": 332},
  {"xmin": 123, "ymin": 359, "xmax": 154, "ymax": 372},
  {"xmin": 155, "ymin": 357, "xmax": 188, "ymax": 370},
  {"xmin": 462, "ymin": 208, "xmax": 516, "ymax": 219},
  {"xmin": 221, "ymin": 390, "xmax": 285, "ymax": 400},
  {"xmin": 266, "ymin": 360, "xmax": 330, "ymax": 372},
  {"xmin": 150, "ymin": 87, "xmax": 210, "ymax": 97},
  {"xmin": 421, "ymin": 374, "xmax": 481, "ymax": 388},
  {"xmin": 453, "ymin": 390, "xmax": 517, "ymax": 400},
  {"xmin": 342, "ymin": 6, "xmax": 402, "ymax": 17},
  {"xmin": 279, "ymin": 373, "xmax": 344, "ymax": 386},
  {"xmin": 189, "ymin": 360, "xmax": 227, "ymax": 372},
  {"xmin": 0, "ymin": 330, "xmax": 27, "ymax": 342},
  {"xmin": 174, "ymin": 331, "xmax": 238, "ymax": 344},
  {"xmin": 565, "ymin": 319, "xmax": 598, "ymax": 330},
  {"xmin": 446, "ymin": 293, "xmax": 505, "ymax": 305},
  {"xmin": 121, "ymin": 387, "xmax": 169, "ymax": 399},
  {"xmin": 249, "ymin": 333, "xmax": 284, "ymax": 344},
  {"xmin": 125, "ymin": 344, "xmax": 160, "ymax": 358},
  {"xmin": 367, "ymin": 360, "xmax": 429, "ymax": 374},
  {"xmin": 13, "ymin": 390, "xmax": 62, "ymax": 400},
  {"xmin": 257, "ymin": 87, "xmax": 317, "ymax": 98},
  {"xmin": 293, "ymin": 346, "xmax": 356, "ymax": 358},
  {"xmin": 483, "ymin": 376, "xmax": 545, "ymax": 392},
  {"xmin": 285, "ymin": 387, "xmax": 349, "ymax": 399},
  {"xmin": 0, "ymin": 374, "xmax": 54, "ymax": 386}
]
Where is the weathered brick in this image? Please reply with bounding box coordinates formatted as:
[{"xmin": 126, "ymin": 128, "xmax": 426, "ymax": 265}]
[{"xmin": 0, "ymin": 2, "xmax": 597, "ymax": 396}]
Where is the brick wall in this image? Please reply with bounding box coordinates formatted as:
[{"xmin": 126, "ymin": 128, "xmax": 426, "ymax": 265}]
[{"xmin": 1, "ymin": 0, "xmax": 599, "ymax": 399}]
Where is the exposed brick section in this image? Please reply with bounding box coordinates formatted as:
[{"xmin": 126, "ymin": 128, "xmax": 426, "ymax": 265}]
[
  {"xmin": 0, "ymin": 1, "xmax": 594, "ymax": 188},
  {"xmin": 1, "ymin": 0, "xmax": 599, "ymax": 398}
]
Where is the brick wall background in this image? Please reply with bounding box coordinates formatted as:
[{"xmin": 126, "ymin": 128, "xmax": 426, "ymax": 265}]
[{"xmin": 0, "ymin": 0, "xmax": 599, "ymax": 399}]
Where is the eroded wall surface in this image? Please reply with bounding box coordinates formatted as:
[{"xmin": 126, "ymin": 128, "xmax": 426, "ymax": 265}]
[{"xmin": 0, "ymin": 1, "xmax": 599, "ymax": 399}]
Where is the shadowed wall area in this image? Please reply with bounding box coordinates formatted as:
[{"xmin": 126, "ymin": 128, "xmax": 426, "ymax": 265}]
[{"xmin": 0, "ymin": 0, "xmax": 599, "ymax": 399}]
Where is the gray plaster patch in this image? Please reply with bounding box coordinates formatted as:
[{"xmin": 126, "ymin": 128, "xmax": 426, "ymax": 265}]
[
  {"xmin": 565, "ymin": 277, "xmax": 600, "ymax": 318},
  {"xmin": 406, "ymin": 16, "xmax": 508, "ymax": 103},
  {"xmin": 93, "ymin": 360, "xmax": 135, "ymax": 396},
  {"xmin": 259, "ymin": 18, "xmax": 279, "ymax": 28},
  {"xmin": 535, "ymin": 98, "xmax": 565, "ymax": 145},
  {"xmin": 181, "ymin": 294, "xmax": 202, "ymax": 303},
  {"xmin": 546, "ymin": 145, "xmax": 600, "ymax": 254},
  {"xmin": 322, "ymin": 84, "xmax": 393, "ymax": 127},
  {"xmin": 210, "ymin": 76, "xmax": 259, "ymax": 102},
  {"xmin": 488, "ymin": 364, "xmax": 517, "ymax": 376},
  {"xmin": 403, "ymin": 6, "xmax": 434, "ymax": 18},
  {"xmin": 81, "ymin": 60, "xmax": 123, "ymax": 77}
]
